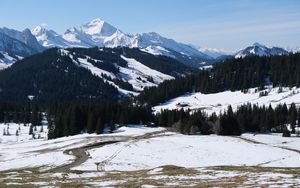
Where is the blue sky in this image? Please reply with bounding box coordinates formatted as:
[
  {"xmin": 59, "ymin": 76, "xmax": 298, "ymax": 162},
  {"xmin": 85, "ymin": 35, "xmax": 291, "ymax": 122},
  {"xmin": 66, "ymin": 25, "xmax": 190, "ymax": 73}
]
[{"xmin": 1, "ymin": 0, "xmax": 300, "ymax": 51}]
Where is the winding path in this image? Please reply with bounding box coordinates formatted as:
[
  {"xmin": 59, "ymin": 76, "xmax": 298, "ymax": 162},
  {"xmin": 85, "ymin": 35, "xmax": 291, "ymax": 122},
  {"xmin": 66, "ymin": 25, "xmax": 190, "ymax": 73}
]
[{"xmin": 50, "ymin": 130, "xmax": 167, "ymax": 172}]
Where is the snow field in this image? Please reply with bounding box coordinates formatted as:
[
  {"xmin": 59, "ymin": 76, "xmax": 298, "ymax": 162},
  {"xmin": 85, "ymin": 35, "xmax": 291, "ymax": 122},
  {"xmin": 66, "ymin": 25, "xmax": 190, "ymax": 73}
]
[
  {"xmin": 154, "ymin": 87, "xmax": 300, "ymax": 115},
  {"xmin": 74, "ymin": 132, "xmax": 300, "ymax": 171},
  {"xmin": 1, "ymin": 123, "xmax": 300, "ymax": 173}
]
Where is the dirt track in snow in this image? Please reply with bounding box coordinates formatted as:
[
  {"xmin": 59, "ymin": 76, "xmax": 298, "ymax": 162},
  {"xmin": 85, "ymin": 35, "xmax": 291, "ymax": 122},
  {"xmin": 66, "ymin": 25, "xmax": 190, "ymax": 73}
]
[{"xmin": 51, "ymin": 130, "xmax": 167, "ymax": 172}]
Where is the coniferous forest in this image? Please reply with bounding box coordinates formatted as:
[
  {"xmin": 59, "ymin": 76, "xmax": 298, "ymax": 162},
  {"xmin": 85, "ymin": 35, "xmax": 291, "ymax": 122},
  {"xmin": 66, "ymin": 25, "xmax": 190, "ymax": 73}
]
[
  {"xmin": 1, "ymin": 101, "xmax": 300, "ymax": 138},
  {"xmin": 0, "ymin": 53, "xmax": 300, "ymax": 138},
  {"xmin": 138, "ymin": 53, "xmax": 300, "ymax": 106}
]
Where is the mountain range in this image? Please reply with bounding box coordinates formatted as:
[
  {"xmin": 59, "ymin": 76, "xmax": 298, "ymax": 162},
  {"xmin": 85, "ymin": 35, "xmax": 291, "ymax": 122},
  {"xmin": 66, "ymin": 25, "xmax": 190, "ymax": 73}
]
[
  {"xmin": 30, "ymin": 18, "xmax": 212, "ymax": 67},
  {"xmin": 0, "ymin": 18, "xmax": 293, "ymax": 70}
]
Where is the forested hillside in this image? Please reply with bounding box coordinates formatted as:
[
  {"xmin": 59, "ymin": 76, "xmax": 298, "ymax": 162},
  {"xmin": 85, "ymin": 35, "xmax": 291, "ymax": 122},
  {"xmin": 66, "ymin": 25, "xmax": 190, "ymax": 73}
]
[
  {"xmin": 0, "ymin": 47, "xmax": 193, "ymax": 103},
  {"xmin": 0, "ymin": 48, "xmax": 119, "ymax": 103},
  {"xmin": 1, "ymin": 52, "xmax": 300, "ymax": 138},
  {"xmin": 138, "ymin": 53, "xmax": 300, "ymax": 105}
]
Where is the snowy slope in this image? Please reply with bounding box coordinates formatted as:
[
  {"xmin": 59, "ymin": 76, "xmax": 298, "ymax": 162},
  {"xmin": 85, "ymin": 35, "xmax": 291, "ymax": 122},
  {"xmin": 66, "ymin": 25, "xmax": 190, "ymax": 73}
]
[
  {"xmin": 82, "ymin": 18, "xmax": 117, "ymax": 37},
  {"xmin": 74, "ymin": 128, "xmax": 300, "ymax": 171},
  {"xmin": 154, "ymin": 87, "xmax": 300, "ymax": 115},
  {"xmin": 103, "ymin": 30, "xmax": 136, "ymax": 48},
  {"xmin": 140, "ymin": 45, "xmax": 172, "ymax": 56},
  {"xmin": 2, "ymin": 123, "xmax": 300, "ymax": 172},
  {"xmin": 0, "ymin": 124, "xmax": 164, "ymax": 171},
  {"xmin": 235, "ymin": 43, "xmax": 288, "ymax": 58},
  {"xmin": 62, "ymin": 27, "xmax": 96, "ymax": 47},
  {"xmin": 136, "ymin": 32, "xmax": 211, "ymax": 59},
  {"xmin": 31, "ymin": 26, "xmax": 70, "ymax": 48},
  {"xmin": 75, "ymin": 56, "xmax": 138, "ymax": 96},
  {"xmin": 60, "ymin": 49, "xmax": 174, "ymax": 94},
  {"xmin": 81, "ymin": 18, "xmax": 118, "ymax": 46},
  {"xmin": 119, "ymin": 55, "xmax": 174, "ymax": 91},
  {"xmin": 0, "ymin": 51, "xmax": 20, "ymax": 70}
]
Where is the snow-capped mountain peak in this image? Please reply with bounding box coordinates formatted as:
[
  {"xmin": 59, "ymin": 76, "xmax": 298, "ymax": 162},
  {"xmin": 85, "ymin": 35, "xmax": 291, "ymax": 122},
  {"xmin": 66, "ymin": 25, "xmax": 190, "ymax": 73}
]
[
  {"xmin": 31, "ymin": 25, "xmax": 46, "ymax": 36},
  {"xmin": 103, "ymin": 29, "xmax": 136, "ymax": 47},
  {"xmin": 31, "ymin": 25, "xmax": 69, "ymax": 48},
  {"xmin": 81, "ymin": 18, "xmax": 117, "ymax": 37},
  {"xmin": 252, "ymin": 42, "xmax": 266, "ymax": 48},
  {"xmin": 65, "ymin": 27, "xmax": 79, "ymax": 34},
  {"xmin": 235, "ymin": 42, "xmax": 288, "ymax": 58},
  {"xmin": 62, "ymin": 27, "xmax": 95, "ymax": 47}
]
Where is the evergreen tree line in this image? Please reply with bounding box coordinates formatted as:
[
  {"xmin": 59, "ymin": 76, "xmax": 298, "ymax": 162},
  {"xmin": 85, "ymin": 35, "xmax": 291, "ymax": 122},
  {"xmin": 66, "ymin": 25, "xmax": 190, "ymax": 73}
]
[
  {"xmin": 46, "ymin": 102, "xmax": 153, "ymax": 139},
  {"xmin": 0, "ymin": 101, "xmax": 299, "ymax": 138},
  {"xmin": 138, "ymin": 53, "xmax": 300, "ymax": 106},
  {"xmin": 154, "ymin": 103, "xmax": 300, "ymax": 136},
  {"xmin": 0, "ymin": 102, "xmax": 42, "ymax": 126}
]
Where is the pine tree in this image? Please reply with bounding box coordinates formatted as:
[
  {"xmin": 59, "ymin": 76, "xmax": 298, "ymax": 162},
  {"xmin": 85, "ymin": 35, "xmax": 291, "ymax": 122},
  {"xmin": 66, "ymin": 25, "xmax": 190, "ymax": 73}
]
[
  {"xmin": 201, "ymin": 121, "xmax": 212, "ymax": 135},
  {"xmin": 266, "ymin": 105, "xmax": 275, "ymax": 131},
  {"xmin": 109, "ymin": 121, "xmax": 116, "ymax": 133},
  {"xmin": 47, "ymin": 115, "xmax": 55, "ymax": 139},
  {"xmin": 289, "ymin": 103, "xmax": 297, "ymax": 133},
  {"xmin": 31, "ymin": 106, "xmax": 38, "ymax": 127},
  {"xmin": 189, "ymin": 124, "xmax": 199, "ymax": 135},
  {"xmin": 95, "ymin": 117, "xmax": 104, "ymax": 134},
  {"xmin": 13, "ymin": 112, "xmax": 18, "ymax": 124},
  {"xmin": 3, "ymin": 112, "xmax": 8, "ymax": 125},
  {"xmin": 87, "ymin": 112, "xmax": 96, "ymax": 134},
  {"xmin": 62, "ymin": 113, "xmax": 70, "ymax": 136},
  {"xmin": 69, "ymin": 106, "xmax": 84, "ymax": 135}
]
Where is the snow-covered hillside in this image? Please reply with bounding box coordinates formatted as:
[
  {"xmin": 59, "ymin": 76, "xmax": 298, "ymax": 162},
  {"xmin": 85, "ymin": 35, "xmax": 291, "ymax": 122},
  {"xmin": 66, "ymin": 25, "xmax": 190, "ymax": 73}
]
[
  {"xmin": 235, "ymin": 43, "xmax": 288, "ymax": 58},
  {"xmin": 31, "ymin": 26, "xmax": 70, "ymax": 48},
  {"xmin": 1, "ymin": 124, "xmax": 300, "ymax": 171},
  {"xmin": 1, "ymin": 124, "xmax": 300, "ymax": 187},
  {"xmin": 60, "ymin": 49, "xmax": 174, "ymax": 94},
  {"xmin": 119, "ymin": 55, "xmax": 174, "ymax": 91},
  {"xmin": 0, "ymin": 51, "xmax": 20, "ymax": 70},
  {"xmin": 0, "ymin": 124, "xmax": 163, "ymax": 171},
  {"xmin": 75, "ymin": 132, "xmax": 300, "ymax": 171},
  {"xmin": 154, "ymin": 87, "xmax": 300, "ymax": 115}
]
